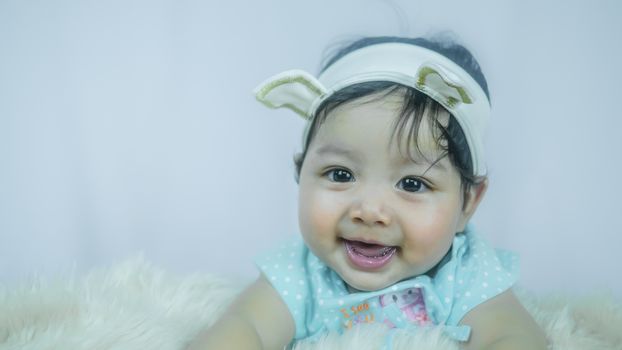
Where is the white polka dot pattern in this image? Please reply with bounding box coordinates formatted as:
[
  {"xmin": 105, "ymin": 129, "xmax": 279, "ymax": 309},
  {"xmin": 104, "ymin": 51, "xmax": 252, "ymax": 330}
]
[{"xmin": 254, "ymin": 224, "xmax": 519, "ymax": 344}]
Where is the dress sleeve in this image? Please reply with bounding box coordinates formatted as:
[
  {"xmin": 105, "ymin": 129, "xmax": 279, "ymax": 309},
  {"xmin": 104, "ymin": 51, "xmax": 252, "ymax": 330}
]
[
  {"xmin": 254, "ymin": 239, "xmax": 312, "ymax": 339},
  {"xmin": 447, "ymin": 232, "xmax": 520, "ymax": 325}
]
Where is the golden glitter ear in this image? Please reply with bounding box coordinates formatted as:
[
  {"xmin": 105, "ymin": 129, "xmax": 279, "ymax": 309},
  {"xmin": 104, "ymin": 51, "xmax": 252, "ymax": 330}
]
[
  {"xmin": 254, "ymin": 70, "xmax": 327, "ymax": 119},
  {"xmin": 416, "ymin": 63, "xmax": 473, "ymax": 109}
]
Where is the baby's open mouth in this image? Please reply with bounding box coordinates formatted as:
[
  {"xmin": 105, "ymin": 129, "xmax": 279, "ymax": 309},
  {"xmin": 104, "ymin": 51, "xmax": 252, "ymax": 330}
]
[{"xmin": 343, "ymin": 239, "xmax": 397, "ymax": 269}]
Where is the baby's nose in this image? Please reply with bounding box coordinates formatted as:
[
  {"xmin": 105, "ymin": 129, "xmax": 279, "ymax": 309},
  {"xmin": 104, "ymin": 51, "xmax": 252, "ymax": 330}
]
[{"xmin": 349, "ymin": 191, "xmax": 393, "ymax": 227}]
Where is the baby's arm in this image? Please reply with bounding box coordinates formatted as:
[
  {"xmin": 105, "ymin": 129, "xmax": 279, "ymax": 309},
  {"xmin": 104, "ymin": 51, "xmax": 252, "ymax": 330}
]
[
  {"xmin": 459, "ymin": 289, "xmax": 548, "ymax": 350},
  {"xmin": 186, "ymin": 274, "xmax": 295, "ymax": 350}
]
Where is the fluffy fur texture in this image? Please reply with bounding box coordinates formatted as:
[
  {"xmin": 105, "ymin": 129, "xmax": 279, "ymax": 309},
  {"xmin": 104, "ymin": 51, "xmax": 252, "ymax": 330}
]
[{"xmin": 1, "ymin": 256, "xmax": 620, "ymax": 350}]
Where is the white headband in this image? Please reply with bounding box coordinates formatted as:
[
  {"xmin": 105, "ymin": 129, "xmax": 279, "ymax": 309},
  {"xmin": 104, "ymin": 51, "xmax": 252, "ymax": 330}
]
[{"xmin": 253, "ymin": 42, "xmax": 491, "ymax": 176}]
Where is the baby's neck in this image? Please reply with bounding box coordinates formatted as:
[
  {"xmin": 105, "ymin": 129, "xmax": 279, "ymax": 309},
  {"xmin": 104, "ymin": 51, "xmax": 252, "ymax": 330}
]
[
  {"xmin": 344, "ymin": 265, "xmax": 442, "ymax": 294},
  {"xmin": 346, "ymin": 284, "xmax": 361, "ymax": 294}
]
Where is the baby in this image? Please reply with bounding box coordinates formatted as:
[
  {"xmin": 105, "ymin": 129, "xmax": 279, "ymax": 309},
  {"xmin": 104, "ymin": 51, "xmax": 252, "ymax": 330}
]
[{"xmin": 188, "ymin": 36, "xmax": 548, "ymax": 349}]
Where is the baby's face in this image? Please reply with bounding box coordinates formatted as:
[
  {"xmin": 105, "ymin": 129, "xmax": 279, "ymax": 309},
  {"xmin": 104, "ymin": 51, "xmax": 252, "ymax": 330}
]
[{"xmin": 298, "ymin": 93, "xmax": 472, "ymax": 292}]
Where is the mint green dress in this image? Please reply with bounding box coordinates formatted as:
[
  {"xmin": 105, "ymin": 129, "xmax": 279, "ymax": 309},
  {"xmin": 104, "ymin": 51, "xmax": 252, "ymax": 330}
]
[{"xmin": 255, "ymin": 225, "xmax": 519, "ymax": 347}]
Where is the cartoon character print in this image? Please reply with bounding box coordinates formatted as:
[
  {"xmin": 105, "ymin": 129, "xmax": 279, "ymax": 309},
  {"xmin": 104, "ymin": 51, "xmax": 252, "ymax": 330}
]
[{"xmin": 378, "ymin": 287, "xmax": 432, "ymax": 327}]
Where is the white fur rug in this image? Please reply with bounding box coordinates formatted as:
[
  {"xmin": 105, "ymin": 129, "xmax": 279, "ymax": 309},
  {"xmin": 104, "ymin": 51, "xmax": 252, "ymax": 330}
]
[{"xmin": 1, "ymin": 256, "xmax": 621, "ymax": 350}]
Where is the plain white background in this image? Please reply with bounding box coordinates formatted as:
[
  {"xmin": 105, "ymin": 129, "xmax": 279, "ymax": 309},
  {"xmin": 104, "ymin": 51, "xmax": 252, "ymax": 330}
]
[{"xmin": 1, "ymin": 0, "xmax": 620, "ymax": 298}]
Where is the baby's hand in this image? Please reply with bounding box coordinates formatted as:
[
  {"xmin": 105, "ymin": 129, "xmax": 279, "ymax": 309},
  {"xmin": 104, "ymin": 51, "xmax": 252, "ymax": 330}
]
[{"xmin": 186, "ymin": 275, "xmax": 294, "ymax": 350}]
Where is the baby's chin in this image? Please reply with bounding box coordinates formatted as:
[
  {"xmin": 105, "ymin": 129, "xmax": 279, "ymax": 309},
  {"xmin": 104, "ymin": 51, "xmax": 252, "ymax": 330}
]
[
  {"xmin": 327, "ymin": 254, "xmax": 415, "ymax": 292},
  {"xmin": 337, "ymin": 263, "xmax": 434, "ymax": 292}
]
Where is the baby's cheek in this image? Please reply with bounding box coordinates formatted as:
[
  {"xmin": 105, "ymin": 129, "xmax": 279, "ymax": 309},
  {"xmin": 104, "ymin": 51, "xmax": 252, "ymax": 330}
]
[
  {"xmin": 299, "ymin": 190, "xmax": 342, "ymax": 240},
  {"xmin": 401, "ymin": 208, "xmax": 458, "ymax": 265}
]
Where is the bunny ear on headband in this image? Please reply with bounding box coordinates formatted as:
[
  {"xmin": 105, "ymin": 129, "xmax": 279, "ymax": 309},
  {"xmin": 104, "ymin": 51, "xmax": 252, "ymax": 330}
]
[
  {"xmin": 415, "ymin": 62, "xmax": 474, "ymax": 108},
  {"xmin": 253, "ymin": 43, "xmax": 491, "ymax": 176},
  {"xmin": 254, "ymin": 70, "xmax": 327, "ymax": 119}
]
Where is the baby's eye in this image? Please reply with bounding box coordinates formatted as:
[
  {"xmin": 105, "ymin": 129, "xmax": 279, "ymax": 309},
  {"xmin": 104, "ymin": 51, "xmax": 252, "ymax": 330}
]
[
  {"xmin": 325, "ymin": 168, "xmax": 354, "ymax": 182},
  {"xmin": 397, "ymin": 177, "xmax": 427, "ymax": 193}
]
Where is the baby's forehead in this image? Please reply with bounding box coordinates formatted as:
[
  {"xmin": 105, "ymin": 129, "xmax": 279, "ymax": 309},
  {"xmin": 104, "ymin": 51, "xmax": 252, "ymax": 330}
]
[
  {"xmin": 312, "ymin": 130, "xmax": 448, "ymax": 171},
  {"xmin": 319, "ymin": 107, "xmax": 446, "ymax": 156}
]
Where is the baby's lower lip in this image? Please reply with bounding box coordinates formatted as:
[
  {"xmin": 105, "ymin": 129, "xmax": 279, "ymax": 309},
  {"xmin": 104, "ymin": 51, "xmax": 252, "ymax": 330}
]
[{"xmin": 343, "ymin": 239, "xmax": 396, "ymax": 270}]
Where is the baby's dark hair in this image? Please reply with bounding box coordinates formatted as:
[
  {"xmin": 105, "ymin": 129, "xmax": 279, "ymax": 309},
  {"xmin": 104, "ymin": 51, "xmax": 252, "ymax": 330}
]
[{"xmin": 294, "ymin": 36, "xmax": 490, "ymax": 200}]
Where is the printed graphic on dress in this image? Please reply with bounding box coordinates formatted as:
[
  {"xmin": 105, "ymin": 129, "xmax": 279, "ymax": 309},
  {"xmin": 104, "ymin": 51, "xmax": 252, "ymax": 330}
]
[
  {"xmin": 378, "ymin": 287, "xmax": 431, "ymax": 327},
  {"xmin": 339, "ymin": 287, "xmax": 431, "ymax": 330}
]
